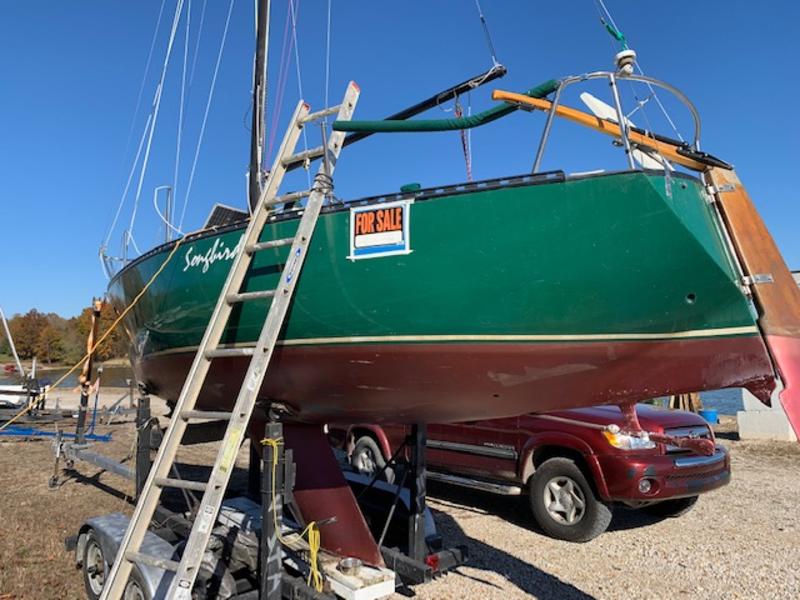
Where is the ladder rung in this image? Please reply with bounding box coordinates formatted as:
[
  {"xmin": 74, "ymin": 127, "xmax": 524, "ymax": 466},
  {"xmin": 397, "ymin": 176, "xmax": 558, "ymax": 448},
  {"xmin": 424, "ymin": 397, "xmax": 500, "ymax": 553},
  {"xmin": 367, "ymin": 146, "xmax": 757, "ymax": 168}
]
[
  {"xmin": 300, "ymin": 104, "xmax": 342, "ymax": 124},
  {"xmin": 205, "ymin": 347, "xmax": 256, "ymax": 359},
  {"xmin": 126, "ymin": 551, "xmax": 180, "ymax": 572},
  {"xmin": 282, "ymin": 145, "xmax": 324, "ymax": 166},
  {"xmin": 267, "ymin": 189, "xmax": 313, "ymax": 206},
  {"xmin": 154, "ymin": 477, "xmax": 208, "ymax": 492},
  {"xmin": 246, "ymin": 237, "xmax": 295, "ymax": 254},
  {"xmin": 180, "ymin": 410, "xmax": 233, "ymax": 421},
  {"xmin": 227, "ymin": 290, "xmax": 276, "ymax": 304}
]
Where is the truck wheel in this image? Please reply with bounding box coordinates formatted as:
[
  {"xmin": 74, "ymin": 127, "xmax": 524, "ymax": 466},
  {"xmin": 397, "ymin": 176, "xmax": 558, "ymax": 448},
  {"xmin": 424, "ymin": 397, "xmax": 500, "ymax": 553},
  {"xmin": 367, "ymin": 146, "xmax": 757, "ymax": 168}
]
[
  {"xmin": 351, "ymin": 435, "xmax": 394, "ymax": 483},
  {"xmin": 83, "ymin": 530, "xmax": 108, "ymax": 600},
  {"xmin": 529, "ymin": 457, "xmax": 612, "ymax": 542},
  {"xmin": 641, "ymin": 495, "xmax": 698, "ymax": 518}
]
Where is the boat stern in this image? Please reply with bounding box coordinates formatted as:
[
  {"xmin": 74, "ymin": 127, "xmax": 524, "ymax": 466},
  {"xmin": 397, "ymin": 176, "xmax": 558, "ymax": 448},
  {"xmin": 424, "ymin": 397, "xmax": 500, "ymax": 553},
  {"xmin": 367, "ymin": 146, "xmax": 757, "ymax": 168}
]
[{"xmin": 705, "ymin": 168, "xmax": 800, "ymax": 438}]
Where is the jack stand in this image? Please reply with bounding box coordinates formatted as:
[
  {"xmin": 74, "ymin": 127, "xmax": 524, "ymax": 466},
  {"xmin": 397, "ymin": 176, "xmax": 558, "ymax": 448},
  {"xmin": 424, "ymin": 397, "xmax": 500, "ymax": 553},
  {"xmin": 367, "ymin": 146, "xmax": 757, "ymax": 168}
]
[
  {"xmin": 49, "ymin": 430, "xmax": 64, "ymax": 489},
  {"xmin": 73, "ymin": 384, "xmax": 90, "ymax": 446},
  {"xmin": 75, "ymin": 300, "xmax": 103, "ymax": 446},
  {"xmin": 259, "ymin": 422, "xmax": 333, "ymax": 600},
  {"xmin": 135, "ymin": 394, "xmax": 152, "ymax": 499},
  {"xmin": 248, "ymin": 439, "xmax": 261, "ymax": 500},
  {"xmin": 407, "ymin": 424, "xmax": 427, "ymax": 562},
  {"xmin": 356, "ymin": 423, "xmax": 467, "ymax": 585},
  {"xmin": 261, "ymin": 421, "xmax": 284, "ymax": 600}
]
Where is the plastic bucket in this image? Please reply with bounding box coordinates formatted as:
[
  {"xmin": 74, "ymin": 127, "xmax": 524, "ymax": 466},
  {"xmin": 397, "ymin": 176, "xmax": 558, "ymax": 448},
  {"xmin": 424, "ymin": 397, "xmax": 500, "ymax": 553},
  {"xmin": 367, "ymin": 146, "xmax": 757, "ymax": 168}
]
[{"xmin": 698, "ymin": 409, "xmax": 719, "ymax": 424}]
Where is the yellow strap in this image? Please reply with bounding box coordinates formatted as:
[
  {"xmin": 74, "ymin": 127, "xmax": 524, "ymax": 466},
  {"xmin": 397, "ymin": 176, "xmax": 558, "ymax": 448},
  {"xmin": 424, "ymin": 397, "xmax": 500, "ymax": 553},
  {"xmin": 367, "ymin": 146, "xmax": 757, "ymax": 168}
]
[{"xmin": 261, "ymin": 437, "xmax": 324, "ymax": 592}]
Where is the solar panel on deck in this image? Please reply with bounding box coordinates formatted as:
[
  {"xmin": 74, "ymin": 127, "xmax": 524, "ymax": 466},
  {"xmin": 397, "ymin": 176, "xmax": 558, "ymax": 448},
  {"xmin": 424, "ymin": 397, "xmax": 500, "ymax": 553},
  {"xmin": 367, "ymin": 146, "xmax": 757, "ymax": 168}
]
[{"xmin": 204, "ymin": 203, "xmax": 249, "ymax": 228}]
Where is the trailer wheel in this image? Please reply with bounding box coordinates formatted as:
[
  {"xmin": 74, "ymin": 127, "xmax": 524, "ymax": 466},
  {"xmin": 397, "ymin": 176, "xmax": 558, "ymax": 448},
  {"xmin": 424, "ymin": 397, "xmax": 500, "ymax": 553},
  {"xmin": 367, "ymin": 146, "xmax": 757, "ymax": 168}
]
[
  {"xmin": 352, "ymin": 435, "xmax": 394, "ymax": 483},
  {"xmin": 82, "ymin": 530, "xmax": 108, "ymax": 600},
  {"xmin": 122, "ymin": 567, "xmax": 150, "ymax": 600},
  {"xmin": 529, "ymin": 457, "xmax": 612, "ymax": 542}
]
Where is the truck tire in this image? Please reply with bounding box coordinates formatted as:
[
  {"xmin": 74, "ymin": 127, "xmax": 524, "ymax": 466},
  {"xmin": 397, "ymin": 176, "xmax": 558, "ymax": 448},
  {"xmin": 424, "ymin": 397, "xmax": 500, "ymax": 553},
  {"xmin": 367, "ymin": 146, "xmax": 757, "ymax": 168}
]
[
  {"xmin": 529, "ymin": 457, "xmax": 612, "ymax": 542},
  {"xmin": 351, "ymin": 435, "xmax": 394, "ymax": 483},
  {"xmin": 641, "ymin": 495, "xmax": 698, "ymax": 518}
]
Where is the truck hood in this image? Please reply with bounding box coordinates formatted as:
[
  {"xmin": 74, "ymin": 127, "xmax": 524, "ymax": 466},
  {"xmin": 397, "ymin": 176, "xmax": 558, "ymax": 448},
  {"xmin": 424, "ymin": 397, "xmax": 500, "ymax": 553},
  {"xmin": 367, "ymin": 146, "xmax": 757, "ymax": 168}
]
[{"xmin": 534, "ymin": 404, "xmax": 707, "ymax": 433}]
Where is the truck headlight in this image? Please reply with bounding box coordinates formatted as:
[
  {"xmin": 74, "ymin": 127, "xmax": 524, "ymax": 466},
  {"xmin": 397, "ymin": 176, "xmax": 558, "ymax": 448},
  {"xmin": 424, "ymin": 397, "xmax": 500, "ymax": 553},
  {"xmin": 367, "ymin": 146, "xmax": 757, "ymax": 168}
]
[{"xmin": 602, "ymin": 430, "xmax": 657, "ymax": 450}]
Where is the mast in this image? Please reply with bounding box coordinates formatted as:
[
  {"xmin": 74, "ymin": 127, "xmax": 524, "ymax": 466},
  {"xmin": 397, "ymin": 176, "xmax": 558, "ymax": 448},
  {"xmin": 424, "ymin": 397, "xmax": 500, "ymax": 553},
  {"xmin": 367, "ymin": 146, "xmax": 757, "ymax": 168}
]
[{"xmin": 249, "ymin": 0, "xmax": 270, "ymax": 212}]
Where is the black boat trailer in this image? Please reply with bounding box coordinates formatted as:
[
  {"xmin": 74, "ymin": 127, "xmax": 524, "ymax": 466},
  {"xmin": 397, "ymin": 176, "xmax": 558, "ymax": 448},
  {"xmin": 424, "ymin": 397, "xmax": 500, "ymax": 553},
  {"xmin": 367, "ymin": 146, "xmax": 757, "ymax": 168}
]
[{"xmin": 59, "ymin": 393, "xmax": 465, "ymax": 599}]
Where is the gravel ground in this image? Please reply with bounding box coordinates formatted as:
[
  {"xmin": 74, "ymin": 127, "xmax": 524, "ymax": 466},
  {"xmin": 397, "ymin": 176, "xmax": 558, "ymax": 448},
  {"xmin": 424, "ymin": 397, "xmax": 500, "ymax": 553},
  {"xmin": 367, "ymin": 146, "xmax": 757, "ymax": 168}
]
[{"xmin": 1, "ymin": 410, "xmax": 798, "ymax": 599}]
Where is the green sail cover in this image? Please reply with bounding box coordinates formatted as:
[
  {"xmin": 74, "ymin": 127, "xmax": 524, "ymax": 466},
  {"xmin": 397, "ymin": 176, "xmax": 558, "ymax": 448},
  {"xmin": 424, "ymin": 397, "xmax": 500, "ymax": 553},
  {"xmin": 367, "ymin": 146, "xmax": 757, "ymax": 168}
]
[{"xmin": 332, "ymin": 79, "xmax": 559, "ymax": 133}]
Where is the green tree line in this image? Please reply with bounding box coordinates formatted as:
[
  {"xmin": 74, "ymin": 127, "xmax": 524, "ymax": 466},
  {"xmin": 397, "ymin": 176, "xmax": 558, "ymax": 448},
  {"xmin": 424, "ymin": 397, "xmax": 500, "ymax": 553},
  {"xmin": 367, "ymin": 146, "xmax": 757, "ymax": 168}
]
[{"xmin": 0, "ymin": 305, "xmax": 128, "ymax": 365}]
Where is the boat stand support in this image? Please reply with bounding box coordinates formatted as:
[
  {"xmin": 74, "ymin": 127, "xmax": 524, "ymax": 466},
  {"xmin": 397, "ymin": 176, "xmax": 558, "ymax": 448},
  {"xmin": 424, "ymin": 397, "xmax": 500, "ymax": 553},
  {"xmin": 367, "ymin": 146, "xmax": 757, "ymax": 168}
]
[
  {"xmin": 261, "ymin": 421, "xmax": 284, "ymax": 600},
  {"xmin": 259, "ymin": 420, "xmax": 337, "ymax": 600},
  {"xmin": 407, "ymin": 424, "xmax": 427, "ymax": 563}
]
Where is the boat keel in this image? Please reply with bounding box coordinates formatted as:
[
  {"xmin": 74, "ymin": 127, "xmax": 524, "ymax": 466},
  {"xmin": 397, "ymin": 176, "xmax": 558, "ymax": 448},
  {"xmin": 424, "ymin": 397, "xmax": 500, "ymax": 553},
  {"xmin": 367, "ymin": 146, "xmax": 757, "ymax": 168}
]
[{"xmin": 249, "ymin": 421, "xmax": 384, "ymax": 566}]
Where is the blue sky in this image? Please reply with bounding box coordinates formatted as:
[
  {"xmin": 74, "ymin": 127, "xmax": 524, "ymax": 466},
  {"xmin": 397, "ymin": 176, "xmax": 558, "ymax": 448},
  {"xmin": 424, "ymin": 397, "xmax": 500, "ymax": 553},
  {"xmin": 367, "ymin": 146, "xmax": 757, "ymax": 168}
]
[{"xmin": 1, "ymin": 1, "xmax": 798, "ymax": 317}]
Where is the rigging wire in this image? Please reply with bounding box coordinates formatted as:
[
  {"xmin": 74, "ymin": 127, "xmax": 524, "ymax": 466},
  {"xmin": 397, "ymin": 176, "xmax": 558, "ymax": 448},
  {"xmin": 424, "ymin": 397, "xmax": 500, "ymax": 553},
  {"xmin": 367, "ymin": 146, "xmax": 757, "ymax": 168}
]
[
  {"xmin": 102, "ymin": 113, "xmax": 153, "ymax": 251},
  {"xmin": 128, "ymin": 0, "xmax": 187, "ymax": 256},
  {"xmin": 178, "ymin": 0, "xmax": 236, "ymax": 231},
  {"xmin": 104, "ymin": 0, "xmax": 166, "ymax": 257},
  {"xmin": 189, "ymin": 0, "xmax": 209, "ymax": 87},
  {"xmin": 467, "ymin": 91, "xmax": 473, "ymax": 177},
  {"xmin": 473, "ymin": 0, "xmax": 500, "ymax": 66},
  {"xmin": 172, "ymin": 0, "xmax": 192, "ymax": 236},
  {"xmin": 592, "ymin": 0, "xmax": 684, "ymax": 142},
  {"xmin": 266, "ymin": 0, "xmax": 296, "ymax": 159},
  {"xmin": 288, "ymin": 0, "xmax": 312, "ymax": 188},
  {"xmin": 122, "ymin": 0, "xmax": 168, "ymax": 162},
  {"xmin": 324, "ymin": 0, "xmax": 332, "ymax": 116}
]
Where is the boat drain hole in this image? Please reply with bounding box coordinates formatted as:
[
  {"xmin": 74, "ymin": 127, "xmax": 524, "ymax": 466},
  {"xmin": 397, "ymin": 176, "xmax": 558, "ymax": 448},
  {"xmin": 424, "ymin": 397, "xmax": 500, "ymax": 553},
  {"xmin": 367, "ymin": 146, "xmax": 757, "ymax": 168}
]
[
  {"xmin": 685, "ymin": 293, "xmax": 697, "ymax": 305},
  {"xmin": 493, "ymin": 393, "xmax": 500, "ymax": 398}
]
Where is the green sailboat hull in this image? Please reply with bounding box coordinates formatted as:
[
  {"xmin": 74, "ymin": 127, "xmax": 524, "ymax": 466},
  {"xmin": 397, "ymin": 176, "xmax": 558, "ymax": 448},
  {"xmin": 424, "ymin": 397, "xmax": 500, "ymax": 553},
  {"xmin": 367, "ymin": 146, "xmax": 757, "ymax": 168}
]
[{"xmin": 108, "ymin": 170, "xmax": 775, "ymax": 423}]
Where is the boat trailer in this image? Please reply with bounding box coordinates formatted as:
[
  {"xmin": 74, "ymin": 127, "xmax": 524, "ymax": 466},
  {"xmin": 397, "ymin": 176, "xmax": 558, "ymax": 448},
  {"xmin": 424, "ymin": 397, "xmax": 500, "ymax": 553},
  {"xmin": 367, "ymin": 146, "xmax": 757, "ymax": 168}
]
[{"xmin": 60, "ymin": 405, "xmax": 465, "ymax": 599}]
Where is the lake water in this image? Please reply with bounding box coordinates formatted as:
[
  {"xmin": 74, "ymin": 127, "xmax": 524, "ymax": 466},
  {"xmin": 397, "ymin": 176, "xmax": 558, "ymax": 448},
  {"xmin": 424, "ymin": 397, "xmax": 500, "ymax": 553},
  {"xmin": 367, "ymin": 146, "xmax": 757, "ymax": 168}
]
[
  {"xmin": 699, "ymin": 388, "xmax": 744, "ymax": 415},
  {"xmin": 0, "ymin": 364, "xmax": 134, "ymax": 389}
]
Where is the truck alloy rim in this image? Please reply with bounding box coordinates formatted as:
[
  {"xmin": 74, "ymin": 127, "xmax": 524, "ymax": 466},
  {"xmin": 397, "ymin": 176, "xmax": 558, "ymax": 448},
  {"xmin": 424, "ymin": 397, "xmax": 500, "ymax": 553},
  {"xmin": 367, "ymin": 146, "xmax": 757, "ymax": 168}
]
[
  {"xmin": 354, "ymin": 446, "xmax": 378, "ymax": 475},
  {"xmin": 543, "ymin": 476, "xmax": 586, "ymax": 525}
]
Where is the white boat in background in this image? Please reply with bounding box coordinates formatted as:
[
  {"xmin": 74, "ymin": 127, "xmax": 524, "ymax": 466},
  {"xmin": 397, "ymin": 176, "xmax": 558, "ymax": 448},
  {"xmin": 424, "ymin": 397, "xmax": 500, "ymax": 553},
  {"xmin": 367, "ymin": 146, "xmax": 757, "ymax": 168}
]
[{"xmin": 0, "ymin": 384, "xmax": 30, "ymax": 409}]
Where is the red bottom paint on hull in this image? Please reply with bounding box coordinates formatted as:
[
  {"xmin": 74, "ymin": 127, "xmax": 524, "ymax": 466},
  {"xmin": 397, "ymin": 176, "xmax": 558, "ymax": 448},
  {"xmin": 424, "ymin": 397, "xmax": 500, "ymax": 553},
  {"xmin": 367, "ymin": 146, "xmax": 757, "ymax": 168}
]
[
  {"xmin": 767, "ymin": 335, "xmax": 800, "ymax": 437},
  {"xmin": 136, "ymin": 336, "xmax": 775, "ymax": 424}
]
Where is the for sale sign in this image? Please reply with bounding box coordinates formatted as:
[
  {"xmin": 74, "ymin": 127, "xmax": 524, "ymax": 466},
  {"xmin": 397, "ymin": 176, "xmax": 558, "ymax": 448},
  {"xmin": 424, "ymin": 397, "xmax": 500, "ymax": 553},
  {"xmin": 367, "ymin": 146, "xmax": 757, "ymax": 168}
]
[{"xmin": 348, "ymin": 199, "xmax": 412, "ymax": 260}]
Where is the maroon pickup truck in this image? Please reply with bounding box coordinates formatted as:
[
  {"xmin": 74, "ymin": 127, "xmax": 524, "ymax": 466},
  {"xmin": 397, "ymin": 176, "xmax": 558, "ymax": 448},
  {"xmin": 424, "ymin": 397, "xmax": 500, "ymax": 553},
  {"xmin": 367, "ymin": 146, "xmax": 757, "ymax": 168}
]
[{"xmin": 329, "ymin": 404, "xmax": 730, "ymax": 542}]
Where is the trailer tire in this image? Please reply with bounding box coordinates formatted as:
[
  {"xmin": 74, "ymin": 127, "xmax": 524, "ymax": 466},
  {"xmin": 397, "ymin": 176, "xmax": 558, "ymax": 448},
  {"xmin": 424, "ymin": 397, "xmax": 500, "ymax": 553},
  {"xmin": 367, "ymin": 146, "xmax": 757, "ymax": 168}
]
[
  {"xmin": 82, "ymin": 530, "xmax": 109, "ymax": 600},
  {"xmin": 529, "ymin": 457, "xmax": 612, "ymax": 542},
  {"xmin": 82, "ymin": 530, "xmax": 151, "ymax": 600},
  {"xmin": 122, "ymin": 567, "xmax": 151, "ymax": 600},
  {"xmin": 352, "ymin": 435, "xmax": 394, "ymax": 483}
]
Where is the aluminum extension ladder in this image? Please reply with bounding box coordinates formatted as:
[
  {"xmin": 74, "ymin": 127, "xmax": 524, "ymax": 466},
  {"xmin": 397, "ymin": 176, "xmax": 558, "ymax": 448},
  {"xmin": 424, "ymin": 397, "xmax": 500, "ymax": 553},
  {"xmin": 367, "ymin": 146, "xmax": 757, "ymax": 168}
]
[{"xmin": 100, "ymin": 82, "xmax": 360, "ymax": 599}]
